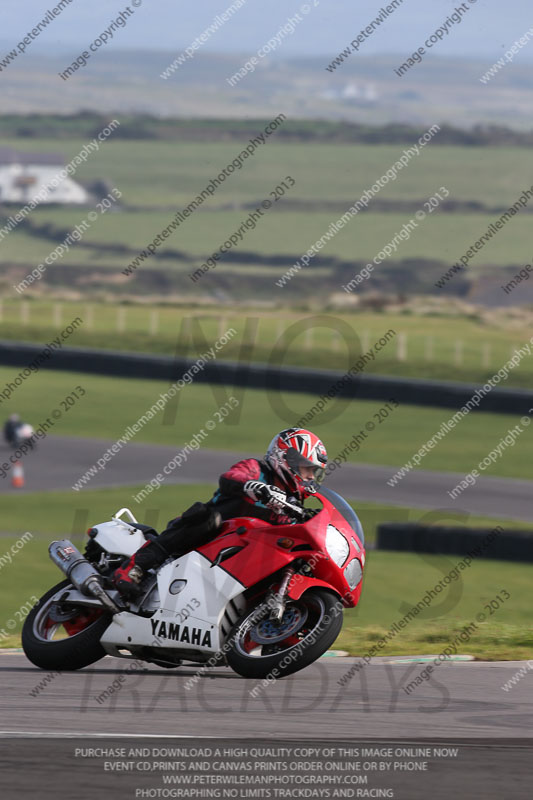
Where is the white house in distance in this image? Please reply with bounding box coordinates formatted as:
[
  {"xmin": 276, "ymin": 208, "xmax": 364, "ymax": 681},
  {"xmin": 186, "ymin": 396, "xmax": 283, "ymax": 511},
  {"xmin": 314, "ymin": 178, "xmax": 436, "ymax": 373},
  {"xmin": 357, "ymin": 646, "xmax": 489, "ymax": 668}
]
[{"xmin": 0, "ymin": 147, "xmax": 89, "ymax": 205}]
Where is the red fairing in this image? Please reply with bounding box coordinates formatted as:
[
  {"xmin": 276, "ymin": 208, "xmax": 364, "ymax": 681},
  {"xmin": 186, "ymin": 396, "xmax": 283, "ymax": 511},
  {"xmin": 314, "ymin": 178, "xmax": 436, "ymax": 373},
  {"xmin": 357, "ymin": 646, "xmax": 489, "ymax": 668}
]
[
  {"xmin": 199, "ymin": 517, "xmax": 293, "ymax": 588},
  {"xmin": 197, "ymin": 492, "xmax": 365, "ymax": 608}
]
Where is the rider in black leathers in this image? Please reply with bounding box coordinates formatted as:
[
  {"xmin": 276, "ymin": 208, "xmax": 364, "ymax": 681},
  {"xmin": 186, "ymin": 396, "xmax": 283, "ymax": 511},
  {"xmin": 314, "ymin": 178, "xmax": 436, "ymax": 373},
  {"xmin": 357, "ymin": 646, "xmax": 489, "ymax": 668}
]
[{"xmin": 3, "ymin": 414, "xmax": 22, "ymax": 447}]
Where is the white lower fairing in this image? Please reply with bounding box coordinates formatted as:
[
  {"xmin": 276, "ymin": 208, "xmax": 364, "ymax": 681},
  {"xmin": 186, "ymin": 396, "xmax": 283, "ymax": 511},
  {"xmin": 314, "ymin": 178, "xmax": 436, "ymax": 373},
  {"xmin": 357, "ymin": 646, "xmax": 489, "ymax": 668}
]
[
  {"xmin": 158, "ymin": 551, "xmax": 246, "ymax": 622},
  {"xmin": 100, "ymin": 551, "xmax": 246, "ymax": 656},
  {"xmin": 100, "ymin": 610, "xmax": 218, "ymax": 654}
]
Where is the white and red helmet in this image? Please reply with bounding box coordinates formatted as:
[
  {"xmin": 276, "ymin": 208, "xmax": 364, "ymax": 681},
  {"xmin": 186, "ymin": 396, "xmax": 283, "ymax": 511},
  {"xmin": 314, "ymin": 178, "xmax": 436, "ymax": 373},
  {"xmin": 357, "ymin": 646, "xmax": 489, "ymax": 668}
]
[{"xmin": 265, "ymin": 428, "xmax": 328, "ymax": 500}]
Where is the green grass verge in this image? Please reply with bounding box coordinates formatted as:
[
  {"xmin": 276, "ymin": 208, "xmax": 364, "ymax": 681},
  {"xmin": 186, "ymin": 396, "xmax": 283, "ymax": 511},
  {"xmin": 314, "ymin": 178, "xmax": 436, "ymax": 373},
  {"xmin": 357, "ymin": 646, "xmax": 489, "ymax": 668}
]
[
  {"xmin": 1, "ymin": 484, "xmax": 526, "ymax": 541},
  {"xmin": 2, "ymin": 301, "xmax": 533, "ymax": 387},
  {"xmin": 1, "ymin": 485, "xmax": 531, "ymax": 660},
  {"xmin": 1, "ymin": 366, "xmax": 531, "ymax": 480},
  {"xmin": 336, "ymin": 551, "xmax": 533, "ymax": 661}
]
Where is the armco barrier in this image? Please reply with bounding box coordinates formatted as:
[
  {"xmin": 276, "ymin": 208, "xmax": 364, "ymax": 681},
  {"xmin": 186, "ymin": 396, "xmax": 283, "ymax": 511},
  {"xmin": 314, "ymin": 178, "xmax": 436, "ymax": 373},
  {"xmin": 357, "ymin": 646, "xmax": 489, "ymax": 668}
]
[
  {"xmin": 0, "ymin": 339, "xmax": 532, "ymax": 414},
  {"xmin": 377, "ymin": 523, "xmax": 533, "ymax": 562}
]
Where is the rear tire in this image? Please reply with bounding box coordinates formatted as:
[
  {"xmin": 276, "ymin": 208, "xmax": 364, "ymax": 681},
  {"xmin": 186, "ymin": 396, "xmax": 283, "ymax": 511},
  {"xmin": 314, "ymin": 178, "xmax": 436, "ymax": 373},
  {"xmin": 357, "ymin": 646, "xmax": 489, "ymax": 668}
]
[
  {"xmin": 226, "ymin": 588, "xmax": 343, "ymax": 680},
  {"xmin": 22, "ymin": 579, "xmax": 111, "ymax": 671}
]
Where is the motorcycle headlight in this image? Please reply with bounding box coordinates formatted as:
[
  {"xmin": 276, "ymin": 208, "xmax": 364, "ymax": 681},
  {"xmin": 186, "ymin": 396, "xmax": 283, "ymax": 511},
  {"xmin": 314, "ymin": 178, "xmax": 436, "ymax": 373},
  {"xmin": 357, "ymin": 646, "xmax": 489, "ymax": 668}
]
[
  {"xmin": 344, "ymin": 558, "xmax": 363, "ymax": 590},
  {"xmin": 325, "ymin": 525, "xmax": 349, "ymax": 567}
]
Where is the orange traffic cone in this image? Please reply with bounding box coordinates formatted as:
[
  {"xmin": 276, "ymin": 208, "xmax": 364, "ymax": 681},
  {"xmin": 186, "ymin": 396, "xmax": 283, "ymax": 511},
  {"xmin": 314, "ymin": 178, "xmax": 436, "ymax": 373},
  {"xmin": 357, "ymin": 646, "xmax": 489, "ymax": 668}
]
[{"xmin": 11, "ymin": 461, "xmax": 25, "ymax": 489}]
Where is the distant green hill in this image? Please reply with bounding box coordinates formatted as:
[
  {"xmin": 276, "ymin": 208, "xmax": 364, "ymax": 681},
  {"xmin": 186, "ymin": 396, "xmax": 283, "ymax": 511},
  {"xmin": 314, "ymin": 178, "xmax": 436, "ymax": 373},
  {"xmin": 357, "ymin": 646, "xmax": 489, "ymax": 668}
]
[{"xmin": 2, "ymin": 113, "xmax": 533, "ymax": 146}]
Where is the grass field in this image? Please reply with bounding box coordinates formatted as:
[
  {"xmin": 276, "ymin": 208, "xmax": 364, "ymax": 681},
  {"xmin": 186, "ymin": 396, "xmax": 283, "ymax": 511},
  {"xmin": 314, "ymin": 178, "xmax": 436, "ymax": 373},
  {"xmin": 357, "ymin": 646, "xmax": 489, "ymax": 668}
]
[
  {"xmin": 0, "ymin": 484, "xmax": 531, "ymax": 660},
  {"xmin": 1, "ymin": 138, "xmax": 532, "ymax": 208},
  {"xmin": 0, "ymin": 367, "xmax": 531, "ymax": 480},
  {"xmin": 3, "ymin": 209, "xmax": 532, "ymax": 272},
  {"xmin": 1, "ymin": 137, "xmax": 532, "ymax": 300},
  {"xmin": 336, "ymin": 549, "xmax": 533, "ymax": 661},
  {"xmin": 2, "ymin": 300, "xmax": 533, "ymax": 386}
]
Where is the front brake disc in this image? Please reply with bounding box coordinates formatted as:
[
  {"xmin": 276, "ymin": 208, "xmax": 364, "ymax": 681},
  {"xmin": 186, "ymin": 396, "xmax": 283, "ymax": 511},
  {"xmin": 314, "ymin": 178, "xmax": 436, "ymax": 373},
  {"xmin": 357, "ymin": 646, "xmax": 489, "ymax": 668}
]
[
  {"xmin": 250, "ymin": 605, "xmax": 308, "ymax": 644},
  {"xmin": 48, "ymin": 603, "xmax": 78, "ymax": 623}
]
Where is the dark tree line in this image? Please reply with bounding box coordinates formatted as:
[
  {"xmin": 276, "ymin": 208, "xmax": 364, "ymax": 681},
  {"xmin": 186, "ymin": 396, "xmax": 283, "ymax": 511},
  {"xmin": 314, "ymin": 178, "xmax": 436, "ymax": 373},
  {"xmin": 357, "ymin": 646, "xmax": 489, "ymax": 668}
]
[{"xmin": 3, "ymin": 114, "xmax": 533, "ymax": 146}]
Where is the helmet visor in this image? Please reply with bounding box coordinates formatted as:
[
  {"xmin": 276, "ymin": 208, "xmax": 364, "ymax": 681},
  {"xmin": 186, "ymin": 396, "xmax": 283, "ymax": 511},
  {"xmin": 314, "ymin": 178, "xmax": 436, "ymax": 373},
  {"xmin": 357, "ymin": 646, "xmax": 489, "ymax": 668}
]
[{"xmin": 285, "ymin": 449, "xmax": 327, "ymax": 484}]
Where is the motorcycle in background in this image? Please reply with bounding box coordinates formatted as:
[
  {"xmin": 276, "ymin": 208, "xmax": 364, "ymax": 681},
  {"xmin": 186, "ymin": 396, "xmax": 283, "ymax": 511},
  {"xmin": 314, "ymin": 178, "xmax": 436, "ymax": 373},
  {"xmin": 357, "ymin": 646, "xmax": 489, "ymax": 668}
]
[
  {"xmin": 4, "ymin": 417, "xmax": 36, "ymax": 450},
  {"xmin": 13, "ymin": 422, "xmax": 36, "ymax": 449}
]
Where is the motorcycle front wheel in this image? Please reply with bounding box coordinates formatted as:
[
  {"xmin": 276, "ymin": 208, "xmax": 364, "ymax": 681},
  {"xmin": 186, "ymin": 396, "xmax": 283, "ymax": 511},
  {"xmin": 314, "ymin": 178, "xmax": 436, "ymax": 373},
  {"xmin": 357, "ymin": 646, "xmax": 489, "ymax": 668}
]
[
  {"xmin": 22, "ymin": 579, "xmax": 111, "ymax": 671},
  {"xmin": 225, "ymin": 588, "xmax": 343, "ymax": 680}
]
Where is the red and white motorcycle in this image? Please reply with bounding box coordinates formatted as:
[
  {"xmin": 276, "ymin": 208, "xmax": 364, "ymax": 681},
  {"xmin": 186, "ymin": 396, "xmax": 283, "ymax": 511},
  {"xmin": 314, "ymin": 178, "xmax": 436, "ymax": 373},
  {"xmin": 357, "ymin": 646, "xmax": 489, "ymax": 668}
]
[{"xmin": 22, "ymin": 488, "xmax": 365, "ymax": 679}]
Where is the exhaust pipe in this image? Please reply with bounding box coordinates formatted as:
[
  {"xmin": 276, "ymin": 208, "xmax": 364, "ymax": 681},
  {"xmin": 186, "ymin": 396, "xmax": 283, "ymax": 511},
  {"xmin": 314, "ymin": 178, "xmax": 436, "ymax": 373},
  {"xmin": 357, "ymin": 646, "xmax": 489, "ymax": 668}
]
[{"xmin": 49, "ymin": 539, "xmax": 120, "ymax": 614}]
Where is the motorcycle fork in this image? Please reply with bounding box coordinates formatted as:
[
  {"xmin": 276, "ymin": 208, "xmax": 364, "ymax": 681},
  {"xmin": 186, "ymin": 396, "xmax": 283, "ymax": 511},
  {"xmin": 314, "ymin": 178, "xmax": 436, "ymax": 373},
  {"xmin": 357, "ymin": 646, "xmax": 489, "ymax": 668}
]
[{"xmin": 268, "ymin": 567, "xmax": 294, "ymax": 622}]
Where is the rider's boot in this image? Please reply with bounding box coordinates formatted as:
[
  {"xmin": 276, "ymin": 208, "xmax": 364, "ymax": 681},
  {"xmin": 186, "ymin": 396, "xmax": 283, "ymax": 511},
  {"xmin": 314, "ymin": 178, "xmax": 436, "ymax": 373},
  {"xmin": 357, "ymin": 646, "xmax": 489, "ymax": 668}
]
[{"xmin": 112, "ymin": 540, "xmax": 169, "ymax": 600}]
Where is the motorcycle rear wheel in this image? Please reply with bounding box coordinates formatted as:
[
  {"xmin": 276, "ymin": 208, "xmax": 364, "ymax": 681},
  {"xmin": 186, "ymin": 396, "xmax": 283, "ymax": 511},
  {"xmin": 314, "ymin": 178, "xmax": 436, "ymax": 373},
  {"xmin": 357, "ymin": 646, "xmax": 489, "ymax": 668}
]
[
  {"xmin": 22, "ymin": 579, "xmax": 111, "ymax": 671},
  {"xmin": 225, "ymin": 588, "xmax": 342, "ymax": 680}
]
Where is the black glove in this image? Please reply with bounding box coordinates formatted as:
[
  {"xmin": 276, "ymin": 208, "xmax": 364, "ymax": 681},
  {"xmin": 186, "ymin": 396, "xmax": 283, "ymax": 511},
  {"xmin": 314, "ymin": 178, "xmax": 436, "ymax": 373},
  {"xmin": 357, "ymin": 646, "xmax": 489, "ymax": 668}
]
[{"xmin": 244, "ymin": 481, "xmax": 287, "ymax": 514}]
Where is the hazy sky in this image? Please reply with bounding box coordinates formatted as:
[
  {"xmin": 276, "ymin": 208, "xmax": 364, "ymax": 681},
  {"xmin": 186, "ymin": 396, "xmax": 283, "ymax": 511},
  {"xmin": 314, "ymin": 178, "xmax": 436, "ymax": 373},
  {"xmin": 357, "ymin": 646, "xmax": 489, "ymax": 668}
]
[{"xmin": 2, "ymin": 0, "xmax": 532, "ymax": 60}]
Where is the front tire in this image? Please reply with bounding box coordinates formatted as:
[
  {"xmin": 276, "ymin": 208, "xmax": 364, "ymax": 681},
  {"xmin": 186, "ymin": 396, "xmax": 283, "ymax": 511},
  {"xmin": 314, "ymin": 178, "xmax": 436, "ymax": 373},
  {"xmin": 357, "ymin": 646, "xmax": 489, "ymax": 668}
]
[
  {"xmin": 22, "ymin": 579, "xmax": 111, "ymax": 671},
  {"xmin": 226, "ymin": 588, "xmax": 343, "ymax": 680}
]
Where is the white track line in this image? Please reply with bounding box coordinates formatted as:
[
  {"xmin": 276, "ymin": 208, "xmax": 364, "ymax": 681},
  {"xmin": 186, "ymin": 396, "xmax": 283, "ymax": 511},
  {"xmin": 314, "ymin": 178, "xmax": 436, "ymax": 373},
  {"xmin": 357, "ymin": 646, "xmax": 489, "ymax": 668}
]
[
  {"xmin": 0, "ymin": 731, "xmax": 215, "ymax": 738},
  {"xmin": 1, "ymin": 733, "xmax": 531, "ymax": 747}
]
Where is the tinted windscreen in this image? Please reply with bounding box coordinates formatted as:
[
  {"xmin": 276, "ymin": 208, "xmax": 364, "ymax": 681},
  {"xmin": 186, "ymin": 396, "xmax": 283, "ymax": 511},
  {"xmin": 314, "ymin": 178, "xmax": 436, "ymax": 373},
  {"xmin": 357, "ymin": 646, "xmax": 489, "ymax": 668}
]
[{"xmin": 319, "ymin": 487, "xmax": 365, "ymax": 546}]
